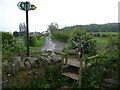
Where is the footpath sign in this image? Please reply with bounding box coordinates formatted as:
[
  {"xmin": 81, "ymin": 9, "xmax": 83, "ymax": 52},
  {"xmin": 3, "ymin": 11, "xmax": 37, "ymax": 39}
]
[
  {"xmin": 17, "ymin": 2, "xmax": 37, "ymax": 11},
  {"xmin": 17, "ymin": 2, "xmax": 37, "ymax": 57}
]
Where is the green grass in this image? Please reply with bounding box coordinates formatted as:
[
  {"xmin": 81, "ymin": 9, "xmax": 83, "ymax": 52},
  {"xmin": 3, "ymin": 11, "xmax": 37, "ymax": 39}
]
[
  {"xmin": 95, "ymin": 37, "xmax": 109, "ymax": 46},
  {"xmin": 90, "ymin": 32, "xmax": 118, "ymax": 35},
  {"xmin": 30, "ymin": 36, "xmax": 46, "ymax": 51},
  {"xmin": 36, "ymin": 36, "xmax": 46, "ymax": 47},
  {"xmin": 14, "ymin": 36, "xmax": 46, "ymax": 52},
  {"xmin": 94, "ymin": 37, "xmax": 109, "ymax": 52}
]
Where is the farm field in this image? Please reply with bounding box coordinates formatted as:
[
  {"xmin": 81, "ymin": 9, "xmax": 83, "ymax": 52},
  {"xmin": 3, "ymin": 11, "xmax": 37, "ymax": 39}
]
[
  {"xmin": 90, "ymin": 32, "xmax": 118, "ymax": 35},
  {"xmin": 94, "ymin": 37, "xmax": 109, "ymax": 52}
]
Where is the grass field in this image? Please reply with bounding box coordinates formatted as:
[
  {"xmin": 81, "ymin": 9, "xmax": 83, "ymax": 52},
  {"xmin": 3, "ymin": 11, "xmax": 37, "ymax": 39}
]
[
  {"xmin": 90, "ymin": 32, "xmax": 118, "ymax": 35},
  {"xmin": 94, "ymin": 37, "xmax": 109, "ymax": 52},
  {"xmin": 90, "ymin": 32, "xmax": 118, "ymax": 52}
]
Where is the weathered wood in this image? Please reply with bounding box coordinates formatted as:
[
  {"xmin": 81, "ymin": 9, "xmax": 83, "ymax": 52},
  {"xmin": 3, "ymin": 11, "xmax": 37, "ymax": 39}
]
[
  {"xmin": 67, "ymin": 55, "xmax": 78, "ymax": 58},
  {"xmin": 61, "ymin": 55, "xmax": 64, "ymax": 73},
  {"xmin": 62, "ymin": 72, "xmax": 79, "ymax": 81},
  {"xmin": 63, "ymin": 65, "xmax": 69, "ymax": 69},
  {"xmin": 67, "ymin": 59, "xmax": 80, "ymax": 68},
  {"xmin": 78, "ymin": 58, "xmax": 82, "ymax": 86},
  {"xmin": 87, "ymin": 55, "xmax": 99, "ymax": 60},
  {"xmin": 65, "ymin": 54, "xmax": 67, "ymax": 65},
  {"xmin": 104, "ymin": 79, "xmax": 119, "ymax": 84},
  {"xmin": 78, "ymin": 43, "xmax": 83, "ymax": 86}
]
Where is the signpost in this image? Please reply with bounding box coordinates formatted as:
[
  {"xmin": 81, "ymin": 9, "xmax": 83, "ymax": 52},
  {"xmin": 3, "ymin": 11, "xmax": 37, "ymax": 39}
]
[{"xmin": 17, "ymin": 2, "xmax": 37, "ymax": 57}]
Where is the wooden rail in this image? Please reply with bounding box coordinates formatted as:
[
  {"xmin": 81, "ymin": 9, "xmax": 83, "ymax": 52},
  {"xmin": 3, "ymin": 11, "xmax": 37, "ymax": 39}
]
[{"xmin": 87, "ymin": 55, "xmax": 99, "ymax": 60}]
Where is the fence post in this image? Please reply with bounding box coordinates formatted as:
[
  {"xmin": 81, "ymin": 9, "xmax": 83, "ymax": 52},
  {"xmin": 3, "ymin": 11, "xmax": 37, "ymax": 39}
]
[
  {"xmin": 78, "ymin": 43, "xmax": 84, "ymax": 86},
  {"xmin": 61, "ymin": 54, "xmax": 64, "ymax": 74}
]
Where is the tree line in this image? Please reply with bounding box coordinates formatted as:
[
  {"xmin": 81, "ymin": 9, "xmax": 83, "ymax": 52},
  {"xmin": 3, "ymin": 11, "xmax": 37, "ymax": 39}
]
[{"xmin": 60, "ymin": 23, "xmax": 118, "ymax": 32}]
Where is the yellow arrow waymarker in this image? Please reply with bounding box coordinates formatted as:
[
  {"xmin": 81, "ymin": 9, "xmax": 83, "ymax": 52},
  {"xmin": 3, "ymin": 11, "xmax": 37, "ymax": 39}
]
[
  {"xmin": 32, "ymin": 6, "xmax": 37, "ymax": 9},
  {"xmin": 30, "ymin": 5, "xmax": 37, "ymax": 10}
]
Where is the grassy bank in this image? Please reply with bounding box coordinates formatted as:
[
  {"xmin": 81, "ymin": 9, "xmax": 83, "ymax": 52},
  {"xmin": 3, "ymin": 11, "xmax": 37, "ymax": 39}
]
[
  {"xmin": 30, "ymin": 36, "xmax": 46, "ymax": 51},
  {"xmin": 50, "ymin": 35, "xmax": 67, "ymax": 43}
]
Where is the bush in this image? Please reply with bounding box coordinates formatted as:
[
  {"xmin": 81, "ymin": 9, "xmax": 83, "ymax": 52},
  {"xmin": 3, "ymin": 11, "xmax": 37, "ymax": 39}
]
[
  {"xmin": 29, "ymin": 36, "xmax": 37, "ymax": 47},
  {"xmin": 82, "ymin": 36, "xmax": 119, "ymax": 88},
  {"xmin": 30, "ymin": 66, "xmax": 78, "ymax": 88},
  {"xmin": 94, "ymin": 33, "xmax": 100, "ymax": 37},
  {"xmin": 52, "ymin": 31, "xmax": 70, "ymax": 42},
  {"xmin": 36, "ymin": 34, "xmax": 44, "ymax": 40},
  {"xmin": 1, "ymin": 32, "xmax": 26, "ymax": 55},
  {"xmin": 24, "ymin": 35, "xmax": 37, "ymax": 47},
  {"xmin": 68, "ymin": 29, "xmax": 97, "ymax": 55}
]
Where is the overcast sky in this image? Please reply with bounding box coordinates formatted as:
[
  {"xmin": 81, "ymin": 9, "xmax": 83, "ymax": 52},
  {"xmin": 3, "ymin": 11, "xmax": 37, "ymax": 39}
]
[{"xmin": 0, "ymin": 0, "xmax": 119, "ymax": 33}]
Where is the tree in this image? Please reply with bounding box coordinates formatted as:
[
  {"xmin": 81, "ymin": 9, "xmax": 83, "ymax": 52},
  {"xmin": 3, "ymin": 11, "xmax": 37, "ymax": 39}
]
[
  {"xmin": 19, "ymin": 22, "xmax": 26, "ymax": 36},
  {"xmin": 47, "ymin": 22, "xmax": 59, "ymax": 34}
]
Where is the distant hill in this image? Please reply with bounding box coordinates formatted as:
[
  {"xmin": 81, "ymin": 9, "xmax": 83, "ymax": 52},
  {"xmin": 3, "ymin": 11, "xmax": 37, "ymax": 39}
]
[{"xmin": 60, "ymin": 23, "xmax": 118, "ymax": 32}]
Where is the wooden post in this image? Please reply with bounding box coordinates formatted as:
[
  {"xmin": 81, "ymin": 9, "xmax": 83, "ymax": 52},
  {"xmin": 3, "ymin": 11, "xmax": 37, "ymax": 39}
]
[
  {"xmin": 61, "ymin": 54, "xmax": 64, "ymax": 74},
  {"xmin": 85, "ymin": 58, "xmax": 88, "ymax": 68},
  {"xmin": 78, "ymin": 43, "xmax": 84, "ymax": 86},
  {"xmin": 65, "ymin": 54, "xmax": 67, "ymax": 65}
]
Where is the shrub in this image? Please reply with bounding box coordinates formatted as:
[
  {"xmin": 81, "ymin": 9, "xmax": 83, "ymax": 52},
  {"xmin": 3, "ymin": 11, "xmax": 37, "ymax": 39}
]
[
  {"xmin": 52, "ymin": 31, "xmax": 70, "ymax": 42},
  {"xmin": 1, "ymin": 32, "xmax": 26, "ymax": 55},
  {"xmin": 24, "ymin": 35, "xmax": 37, "ymax": 47},
  {"xmin": 29, "ymin": 35, "xmax": 37, "ymax": 47},
  {"xmin": 68, "ymin": 29, "xmax": 97, "ymax": 55}
]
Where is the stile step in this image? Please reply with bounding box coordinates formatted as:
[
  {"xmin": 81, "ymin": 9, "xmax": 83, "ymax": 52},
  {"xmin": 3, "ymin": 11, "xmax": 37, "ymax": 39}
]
[
  {"xmin": 67, "ymin": 59, "xmax": 80, "ymax": 67},
  {"xmin": 62, "ymin": 72, "xmax": 79, "ymax": 81},
  {"xmin": 63, "ymin": 65, "xmax": 69, "ymax": 68}
]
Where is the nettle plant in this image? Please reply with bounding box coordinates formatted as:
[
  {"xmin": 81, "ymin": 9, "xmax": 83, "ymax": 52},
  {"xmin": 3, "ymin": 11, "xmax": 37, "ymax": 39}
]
[{"xmin": 68, "ymin": 29, "xmax": 97, "ymax": 55}]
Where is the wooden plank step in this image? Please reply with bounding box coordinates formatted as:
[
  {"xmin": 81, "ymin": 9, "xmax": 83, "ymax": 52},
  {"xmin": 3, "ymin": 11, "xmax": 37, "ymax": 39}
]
[
  {"xmin": 67, "ymin": 59, "xmax": 80, "ymax": 67},
  {"xmin": 62, "ymin": 72, "xmax": 79, "ymax": 81},
  {"xmin": 63, "ymin": 65, "xmax": 69, "ymax": 68},
  {"xmin": 67, "ymin": 55, "xmax": 78, "ymax": 58}
]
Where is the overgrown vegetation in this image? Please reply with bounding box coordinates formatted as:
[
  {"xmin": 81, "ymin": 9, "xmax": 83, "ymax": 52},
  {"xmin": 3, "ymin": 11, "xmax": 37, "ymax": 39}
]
[
  {"xmin": 49, "ymin": 25, "xmax": 97, "ymax": 55},
  {"xmin": 2, "ymin": 22, "xmax": 119, "ymax": 89},
  {"xmin": 52, "ymin": 31, "xmax": 70, "ymax": 42},
  {"xmin": 1, "ymin": 31, "xmax": 46, "ymax": 55},
  {"xmin": 82, "ymin": 35, "xmax": 119, "ymax": 88},
  {"xmin": 68, "ymin": 28, "xmax": 97, "ymax": 55},
  {"xmin": 47, "ymin": 22, "xmax": 119, "ymax": 88},
  {"xmin": 1, "ymin": 32, "xmax": 26, "ymax": 55},
  {"xmin": 16, "ymin": 66, "xmax": 79, "ymax": 88},
  {"xmin": 29, "ymin": 35, "xmax": 46, "ymax": 51}
]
